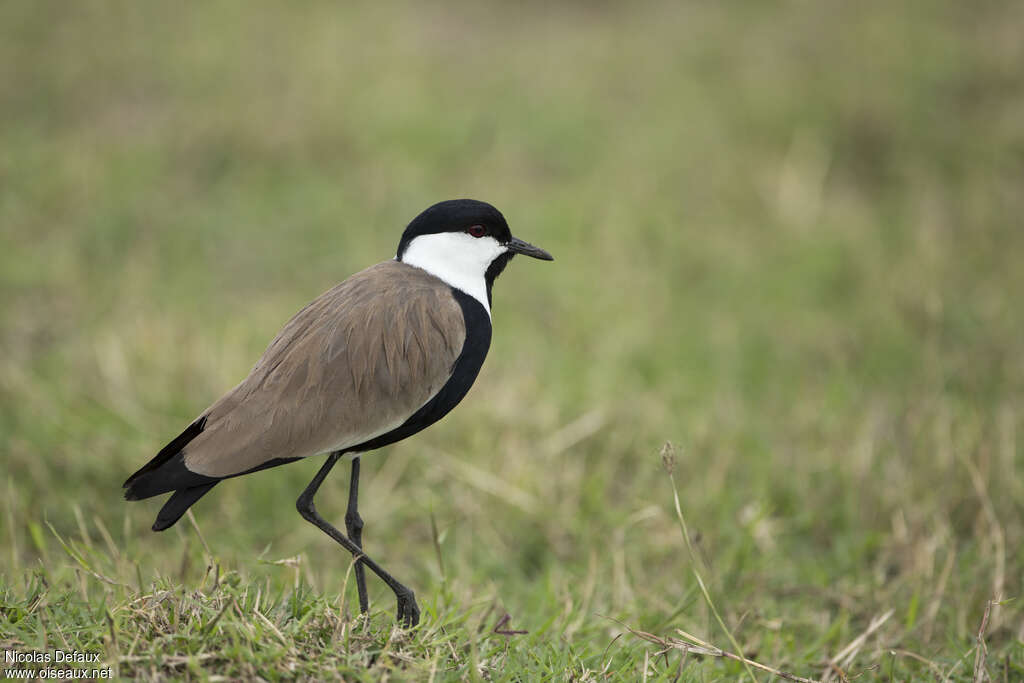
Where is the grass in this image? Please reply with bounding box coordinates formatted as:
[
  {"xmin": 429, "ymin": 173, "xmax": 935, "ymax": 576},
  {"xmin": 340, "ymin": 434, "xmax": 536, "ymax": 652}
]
[{"xmin": 2, "ymin": 1, "xmax": 1023, "ymax": 679}]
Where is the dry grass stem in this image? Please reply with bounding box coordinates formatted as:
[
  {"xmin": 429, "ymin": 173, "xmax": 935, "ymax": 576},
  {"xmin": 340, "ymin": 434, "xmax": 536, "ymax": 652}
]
[
  {"xmin": 972, "ymin": 599, "xmax": 995, "ymax": 683},
  {"xmin": 606, "ymin": 616, "xmax": 821, "ymax": 683},
  {"xmin": 663, "ymin": 442, "xmax": 759, "ymax": 683},
  {"xmin": 823, "ymin": 609, "xmax": 893, "ymax": 681}
]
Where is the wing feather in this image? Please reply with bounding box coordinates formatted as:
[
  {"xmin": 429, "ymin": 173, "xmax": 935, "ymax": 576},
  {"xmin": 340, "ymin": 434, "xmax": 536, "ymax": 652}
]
[{"xmin": 181, "ymin": 261, "xmax": 466, "ymax": 477}]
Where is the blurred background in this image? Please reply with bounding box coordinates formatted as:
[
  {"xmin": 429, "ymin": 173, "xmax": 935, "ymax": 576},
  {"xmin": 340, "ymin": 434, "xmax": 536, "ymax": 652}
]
[{"xmin": 2, "ymin": 0, "xmax": 1022, "ymax": 675}]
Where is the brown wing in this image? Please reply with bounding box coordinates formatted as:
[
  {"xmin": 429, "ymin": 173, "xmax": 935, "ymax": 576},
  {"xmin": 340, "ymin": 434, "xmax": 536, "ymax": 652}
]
[{"xmin": 181, "ymin": 261, "xmax": 465, "ymax": 477}]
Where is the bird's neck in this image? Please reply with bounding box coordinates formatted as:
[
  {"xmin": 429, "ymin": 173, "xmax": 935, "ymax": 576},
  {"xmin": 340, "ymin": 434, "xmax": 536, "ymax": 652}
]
[{"xmin": 398, "ymin": 237, "xmax": 500, "ymax": 317}]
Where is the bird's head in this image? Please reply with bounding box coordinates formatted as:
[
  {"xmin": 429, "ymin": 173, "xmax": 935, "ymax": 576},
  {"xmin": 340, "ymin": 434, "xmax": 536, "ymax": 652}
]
[{"xmin": 397, "ymin": 199, "xmax": 553, "ymax": 311}]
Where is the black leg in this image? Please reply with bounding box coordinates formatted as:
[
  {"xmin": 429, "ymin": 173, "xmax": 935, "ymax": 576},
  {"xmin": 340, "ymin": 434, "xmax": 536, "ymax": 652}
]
[
  {"xmin": 344, "ymin": 456, "xmax": 369, "ymax": 614},
  {"xmin": 296, "ymin": 452, "xmax": 419, "ymax": 627}
]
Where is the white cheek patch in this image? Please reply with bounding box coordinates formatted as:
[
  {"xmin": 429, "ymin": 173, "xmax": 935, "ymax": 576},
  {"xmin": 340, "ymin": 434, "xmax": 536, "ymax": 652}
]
[{"xmin": 400, "ymin": 232, "xmax": 506, "ymax": 315}]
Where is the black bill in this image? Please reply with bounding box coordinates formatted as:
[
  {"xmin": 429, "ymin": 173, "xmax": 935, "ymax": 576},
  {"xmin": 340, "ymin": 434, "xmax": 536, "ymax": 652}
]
[{"xmin": 506, "ymin": 236, "xmax": 554, "ymax": 261}]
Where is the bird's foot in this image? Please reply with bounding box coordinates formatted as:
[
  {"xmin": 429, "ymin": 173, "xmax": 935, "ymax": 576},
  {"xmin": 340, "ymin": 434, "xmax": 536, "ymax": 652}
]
[{"xmin": 395, "ymin": 589, "xmax": 419, "ymax": 628}]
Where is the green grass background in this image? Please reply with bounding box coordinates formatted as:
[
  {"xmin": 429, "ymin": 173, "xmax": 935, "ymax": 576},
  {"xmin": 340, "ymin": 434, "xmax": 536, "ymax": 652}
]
[{"xmin": 2, "ymin": 1, "xmax": 1023, "ymax": 679}]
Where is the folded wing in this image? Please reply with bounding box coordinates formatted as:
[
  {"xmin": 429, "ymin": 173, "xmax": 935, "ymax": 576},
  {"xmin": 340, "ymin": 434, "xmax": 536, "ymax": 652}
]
[{"xmin": 179, "ymin": 260, "xmax": 465, "ymax": 479}]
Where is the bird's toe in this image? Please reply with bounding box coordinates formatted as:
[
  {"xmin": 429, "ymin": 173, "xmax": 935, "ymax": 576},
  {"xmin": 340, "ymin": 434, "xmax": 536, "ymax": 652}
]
[{"xmin": 396, "ymin": 590, "xmax": 419, "ymax": 628}]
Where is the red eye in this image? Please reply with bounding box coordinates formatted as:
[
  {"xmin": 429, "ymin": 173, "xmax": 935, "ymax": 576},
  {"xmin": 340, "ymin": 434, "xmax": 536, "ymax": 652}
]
[{"xmin": 467, "ymin": 225, "xmax": 487, "ymax": 238}]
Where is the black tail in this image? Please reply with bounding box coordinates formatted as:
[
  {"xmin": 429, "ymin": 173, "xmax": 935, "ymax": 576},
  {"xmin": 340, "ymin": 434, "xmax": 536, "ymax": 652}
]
[
  {"xmin": 125, "ymin": 414, "xmax": 301, "ymax": 532},
  {"xmin": 152, "ymin": 483, "xmax": 218, "ymax": 531},
  {"xmin": 124, "ymin": 415, "xmax": 220, "ymax": 529},
  {"xmin": 125, "ymin": 416, "xmax": 209, "ymax": 496},
  {"xmin": 124, "ymin": 416, "xmax": 221, "ymax": 531}
]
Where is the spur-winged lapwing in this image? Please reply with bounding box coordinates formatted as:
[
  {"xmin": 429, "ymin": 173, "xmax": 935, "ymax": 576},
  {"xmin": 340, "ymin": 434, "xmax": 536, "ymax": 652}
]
[{"xmin": 124, "ymin": 199, "xmax": 552, "ymax": 626}]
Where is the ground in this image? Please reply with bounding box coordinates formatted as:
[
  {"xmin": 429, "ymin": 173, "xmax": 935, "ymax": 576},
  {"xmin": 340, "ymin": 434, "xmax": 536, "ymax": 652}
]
[{"xmin": 2, "ymin": 2, "xmax": 1023, "ymax": 680}]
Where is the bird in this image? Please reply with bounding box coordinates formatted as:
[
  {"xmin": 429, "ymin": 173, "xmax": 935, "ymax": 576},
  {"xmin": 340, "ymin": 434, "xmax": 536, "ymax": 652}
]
[{"xmin": 123, "ymin": 199, "xmax": 553, "ymax": 627}]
